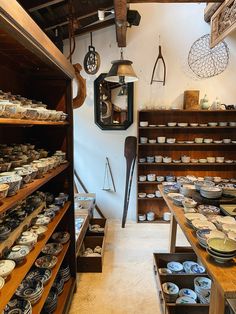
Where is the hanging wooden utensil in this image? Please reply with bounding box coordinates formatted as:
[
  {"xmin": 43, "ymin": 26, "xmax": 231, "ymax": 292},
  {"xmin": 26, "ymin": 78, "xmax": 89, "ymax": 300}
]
[
  {"xmin": 150, "ymin": 45, "xmax": 166, "ymax": 85},
  {"xmin": 83, "ymin": 32, "xmax": 100, "ymax": 75},
  {"xmin": 73, "ymin": 63, "xmax": 87, "ymax": 109},
  {"xmin": 122, "ymin": 136, "xmax": 137, "ymax": 228}
]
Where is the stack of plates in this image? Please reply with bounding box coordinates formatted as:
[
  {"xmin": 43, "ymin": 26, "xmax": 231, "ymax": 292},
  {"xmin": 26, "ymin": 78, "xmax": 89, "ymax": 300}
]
[
  {"xmin": 4, "ymin": 298, "xmax": 32, "ymax": 314},
  {"xmin": 162, "ymin": 282, "xmax": 179, "ymax": 302},
  {"xmin": 220, "ymin": 204, "xmax": 236, "ymax": 217},
  {"xmin": 42, "ymin": 287, "xmax": 58, "ymax": 314},
  {"xmin": 196, "ymin": 229, "xmax": 225, "ymax": 248},
  {"xmin": 200, "ymin": 186, "xmax": 222, "ymax": 199},
  {"xmin": 26, "ymin": 268, "xmax": 52, "ymax": 286},
  {"xmin": 180, "ymin": 184, "xmax": 196, "ymax": 197},
  {"xmin": 59, "ymin": 264, "xmax": 71, "ymax": 282},
  {"xmin": 168, "ymin": 193, "xmax": 185, "ymax": 206},
  {"xmin": 194, "ymin": 277, "xmax": 211, "ymax": 304},
  {"xmin": 164, "ymin": 184, "xmax": 180, "ymax": 194},
  {"xmin": 15, "ymin": 279, "xmax": 44, "ymax": 305},
  {"xmin": 207, "ymin": 237, "xmax": 236, "ymax": 263},
  {"xmin": 221, "ymin": 184, "xmax": 236, "ymax": 197},
  {"xmin": 184, "ymin": 213, "xmax": 207, "ymax": 227},
  {"xmin": 52, "ymin": 273, "xmax": 64, "ymax": 295},
  {"xmin": 191, "ymin": 219, "xmax": 216, "ymax": 231},
  {"xmin": 215, "ymin": 216, "xmax": 236, "ymax": 230}
]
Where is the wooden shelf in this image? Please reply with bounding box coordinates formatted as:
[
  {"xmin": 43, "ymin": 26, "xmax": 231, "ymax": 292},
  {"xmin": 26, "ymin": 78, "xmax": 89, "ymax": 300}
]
[
  {"xmin": 139, "ymin": 126, "xmax": 236, "ymax": 130},
  {"xmin": 0, "ymin": 118, "xmax": 69, "ymax": 126},
  {"xmin": 0, "ymin": 202, "xmax": 45, "ymax": 256},
  {"xmin": 138, "ymin": 219, "xmax": 170, "ymax": 224},
  {"xmin": 54, "ymin": 277, "xmax": 76, "ymax": 314},
  {"xmin": 138, "ymin": 162, "xmax": 235, "ymax": 166},
  {"xmin": 0, "ymin": 163, "xmax": 69, "ymax": 215},
  {"xmin": 139, "ymin": 109, "xmax": 236, "ymax": 113},
  {"xmin": 0, "ymin": 201, "xmax": 71, "ymax": 313},
  {"xmin": 138, "ymin": 143, "xmax": 236, "ymax": 146},
  {"xmin": 138, "ymin": 197, "xmax": 163, "ymax": 200},
  {"xmin": 138, "ymin": 181, "xmax": 162, "ymax": 184},
  {"xmin": 32, "ymin": 241, "xmax": 70, "ymax": 314}
]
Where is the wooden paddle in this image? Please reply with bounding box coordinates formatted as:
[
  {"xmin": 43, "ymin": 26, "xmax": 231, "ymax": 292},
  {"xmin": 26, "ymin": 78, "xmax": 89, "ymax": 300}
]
[{"xmin": 122, "ymin": 136, "xmax": 137, "ymax": 228}]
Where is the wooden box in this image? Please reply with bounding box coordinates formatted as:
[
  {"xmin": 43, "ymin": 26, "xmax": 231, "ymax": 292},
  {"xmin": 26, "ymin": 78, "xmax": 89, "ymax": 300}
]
[
  {"xmin": 153, "ymin": 252, "xmax": 209, "ymax": 314},
  {"xmin": 77, "ymin": 236, "xmax": 104, "ymax": 273},
  {"xmin": 86, "ymin": 218, "xmax": 107, "ymax": 236}
]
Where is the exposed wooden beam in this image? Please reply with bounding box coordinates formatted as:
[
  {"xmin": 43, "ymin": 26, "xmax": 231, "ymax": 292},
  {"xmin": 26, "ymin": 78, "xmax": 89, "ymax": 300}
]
[
  {"xmin": 204, "ymin": 3, "xmax": 221, "ymax": 22},
  {"xmin": 27, "ymin": 0, "xmax": 65, "ymax": 12},
  {"xmin": 73, "ymin": 18, "xmax": 115, "ymax": 37},
  {"xmin": 114, "ymin": 0, "xmax": 127, "ymax": 47},
  {"xmin": 44, "ymin": 6, "xmax": 113, "ymax": 31},
  {"xmin": 128, "ymin": 0, "xmax": 223, "ymax": 2}
]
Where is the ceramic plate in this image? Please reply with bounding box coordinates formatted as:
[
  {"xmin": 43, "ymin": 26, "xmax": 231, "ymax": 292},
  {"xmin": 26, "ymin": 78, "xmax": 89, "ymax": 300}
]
[
  {"xmin": 35, "ymin": 255, "xmax": 58, "ymax": 269},
  {"xmin": 167, "ymin": 261, "xmax": 183, "ymax": 272},
  {"xmin": 42, "ymin": 243, "xmax": 63, "ymax": 256}
]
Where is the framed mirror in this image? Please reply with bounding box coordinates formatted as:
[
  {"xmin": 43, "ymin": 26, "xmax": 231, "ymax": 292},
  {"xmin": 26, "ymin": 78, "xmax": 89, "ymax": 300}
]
[{"xmin": 94, "ymin": 73, "xmax": 133, "ymax": 130}]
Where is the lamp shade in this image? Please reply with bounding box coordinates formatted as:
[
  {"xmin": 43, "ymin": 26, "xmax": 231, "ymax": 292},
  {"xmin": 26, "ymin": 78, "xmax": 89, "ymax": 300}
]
[{"xmin": 105, "ymin": 59, "xmax": 138, "ymax": 83}]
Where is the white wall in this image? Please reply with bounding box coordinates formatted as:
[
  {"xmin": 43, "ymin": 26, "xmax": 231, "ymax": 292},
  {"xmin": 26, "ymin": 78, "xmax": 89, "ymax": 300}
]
[{"xmin": 64, "ymin": 3, "xmax": 236, "ymax": 220}]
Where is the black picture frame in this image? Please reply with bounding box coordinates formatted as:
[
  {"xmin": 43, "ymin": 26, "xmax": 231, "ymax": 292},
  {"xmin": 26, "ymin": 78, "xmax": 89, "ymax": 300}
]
[{"xmin": 94, "ymin": 73, "xmax": 134, "ymax": 130}]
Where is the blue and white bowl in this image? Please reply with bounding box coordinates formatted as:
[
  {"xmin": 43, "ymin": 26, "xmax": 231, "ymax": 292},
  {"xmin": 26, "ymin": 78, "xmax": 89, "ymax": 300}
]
[
  {"xmin": 167, "ymin": 261, "xmax": 183, "ymax": 273},
  {"xmin": 179, "ymin": 288, "xmax": 197, "ymax": 300},
  {"xmin": 190, "ymin": 264, "xmax": 205, "ymax": 274}
]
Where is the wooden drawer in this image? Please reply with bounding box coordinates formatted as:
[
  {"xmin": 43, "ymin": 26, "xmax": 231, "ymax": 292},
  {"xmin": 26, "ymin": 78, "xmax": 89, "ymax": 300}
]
[
  {"xmin": 77, "ymin": 236, "xmax": 104, "ymax": 273},
  {"xmin": 153, "ymin": 253, "xmax": 209, "ymax": 314},
  {"xmin": 86, "ymin": 218, "xmax": 107, "ymax": 236}
]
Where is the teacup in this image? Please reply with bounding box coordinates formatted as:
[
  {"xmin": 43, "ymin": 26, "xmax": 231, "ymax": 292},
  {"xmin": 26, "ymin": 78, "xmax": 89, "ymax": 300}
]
[
  {"xmin": 157, "ymin": 137, "xmax": 166, "ymax": 144},
  {"xmin": 140, "ymin": 137, "xmax": 148, "ymax": 144}
]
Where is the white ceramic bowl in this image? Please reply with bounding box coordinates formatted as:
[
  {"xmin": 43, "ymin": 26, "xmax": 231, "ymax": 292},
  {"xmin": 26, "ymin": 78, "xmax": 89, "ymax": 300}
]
[
  {"xmin": 140, "ymin": 121, "xmax": 148, "ymax": 127},
  {"xmin": 178, "ymin": 122, "xmax": 188, "ymax": 127},
  {"xmin": 223, "ymin": 138, "xmax": 231, "ymax": 144},
  {"xmin": 208, "ymin": 122, "xmax": 218, "ymax": 127},
  {"xmin": 140, "ymin": 137, "xmax": 148, "ymax": 144},
  {"xmin": 195, "ymin": 138, "xmax": 203, "ymax": 143},
  {"xmin": 167, "ymin": 122, "xmax": 177, "ymax": 127},
  {"xmin": 155, "ymin": 156, "xmax": 163, "ymax": 163},
  {"xmin": 219, "ymin": 122, "xmax": 227, "ymax": 126},
  {"xmin": 166, "ymin": 138, "xmax": 176, "ymax": 144},
  {"xmin": 138, "ymin": 192, "xmax": 146, "ymax": 198},
  {"xmin": 0, "ymin": 260, "xmax": 16, "ymax": 278},
  {"xmin": 157, "ymin": 137, "xmax": 166, "ymax": 144},
  {"xmin": 190, "ymin": 123, "xmax": 198, "ymax": 127},
  {"xmin": 139, "ymin": 175, "xmax": 146, "ymax": 182},
  {"xmin": 229, "ymin": 122, "xmax": 236, "ymax": 127},
  {"xmin": 163, "ymin": 157, "xmax": 172, "ymax": 163},
  {"xmin": 204, "ymin": 138, "xmax": 213, "ymax": 144},
  {"xmin": 181, "ymin": 156, "xmax": 191, "ymax": 163},
  {"xmin": 207, "ymin": 157, "xmax": 216, "ymax": 163},
  {"xmin": 148, "ymin": 139, "xmax": 156, "ymax": 144}
]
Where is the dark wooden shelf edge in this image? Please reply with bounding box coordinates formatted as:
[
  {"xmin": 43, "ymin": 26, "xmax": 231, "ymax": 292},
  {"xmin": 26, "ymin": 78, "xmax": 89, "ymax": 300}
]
[
  {"xmin": 76, "ymin": 215, "xmax": 89, "ymax": 256},
  {"xmin": 138, "ymin": 109, "xmax": 236, "ymax": 113},
  {"xmin": 0, "ymin": 163, "xmax": 69, "ymax": 215},
  {"xmin": 138, "ymin": 163, "xmax": 235, "ymax": 166},
  {"xmin": 138, "ymin": 143, "xmax": 236, "ymax": 146},
  {"xmin": 32, "ymin": 241, "xmax": 70, "ymax": 314},
  {"xmin": 0, "ymin": 118, "xmax": 69, "ymax": 126},
  {"xmin": 54, "ymin": 277, "xmax": 76, "ymax": 314},
  {"xmin": 0, "ymin": 202, "xmax": 71, "ymax": 313}
]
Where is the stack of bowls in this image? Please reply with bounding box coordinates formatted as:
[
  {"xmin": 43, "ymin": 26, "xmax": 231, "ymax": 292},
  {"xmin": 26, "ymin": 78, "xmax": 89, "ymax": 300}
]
[
  {"xmin": 4, "ymin": 245, "xmax": 30, "ymax": 264},
  {"xmin": 180, "ymin": 184, "xmax": 196, "ymax": 197},
  {"xmin": 4, "ymin": 298, "xmax": 32, "ymax": 314},
  {"xmin": 194, "ymin": 180, "xmax": 215, "ymax": 192},
  {"xmin": 177, "ymin": 288, "xmax": 197, "ymax": 304},
  {"xmin": 52, "ymin": 273, "xmax": 64, "ymax": 295},
  {"xmin": 162, "ymin": 282, "xmax": 179, "ymax": 302},
  {"xmin": 59, "ymin": 264, "xmax": 71, "ymax": 282},
  {"xmin": 200, "ymin": 186, "xmax": 222, "ymax": 199},
  {"xmin": 25, "ymin": 268, "xmax": 52, "ymax": 286},
  {"xmin": 207, "ymin": 237, "xmax": 236, "ymax": 263},
  {"xmin": 42, "ymin": 287, "xmax": 58, "ymax": 314},
  {"xmin": 15, "ymin": 279, "xmax": 44, "ymax": 305},
  {"xmin": 194, "ymin": 277, "xmax": 211, "ymax": 304},
  {"xmin": 0, "ymin": 174, "xmax": 22, "ymax": 196}
]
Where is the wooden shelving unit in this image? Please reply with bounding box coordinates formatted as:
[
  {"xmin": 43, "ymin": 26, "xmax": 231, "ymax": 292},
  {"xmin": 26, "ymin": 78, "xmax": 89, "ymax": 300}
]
[
  {"xmin": 0, "ymin": 1, "xmax": 76, "ymax": 312},
  {"xmin": 137, "ymin": 109, "xmax": 236, "ymax": 223}
]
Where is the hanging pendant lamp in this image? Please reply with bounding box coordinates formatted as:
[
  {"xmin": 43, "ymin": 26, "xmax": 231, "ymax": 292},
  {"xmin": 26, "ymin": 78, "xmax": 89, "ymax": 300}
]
[{"xmin": 105, "ymin": 48, "xmax": 138, "ymax": 84}]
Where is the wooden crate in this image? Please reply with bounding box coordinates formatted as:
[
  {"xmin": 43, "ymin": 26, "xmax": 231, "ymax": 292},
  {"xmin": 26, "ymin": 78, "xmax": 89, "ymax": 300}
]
[
  {"xmin": 153, "ymin": 252, "xmax": 210, "ymax": 314},
  {"xmin": 86, "ymin": 218, "xmax": 107, "ymax": 236},
  {"xmin": 77, "ymin": 236, "xmax": 104, "ymax": 273}
]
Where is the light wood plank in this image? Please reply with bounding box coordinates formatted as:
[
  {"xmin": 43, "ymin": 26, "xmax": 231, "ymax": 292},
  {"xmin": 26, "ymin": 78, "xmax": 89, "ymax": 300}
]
[{"xmin": 114, "ymin": 0, "xmax": 127, "ymax": 47}]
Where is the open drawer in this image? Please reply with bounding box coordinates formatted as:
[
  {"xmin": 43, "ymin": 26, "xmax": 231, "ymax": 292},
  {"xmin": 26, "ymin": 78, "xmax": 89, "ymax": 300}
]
[
  {"xmin": 153, "ymin": 252, "xmax": 209, "ymax": 314},
  {"xmin": 77, "ymin": 236, "xmax": 105, "ymax": 273},
  {"xmin": 86, "ymin": 218, "xmax": 107, "ymax": 236}
]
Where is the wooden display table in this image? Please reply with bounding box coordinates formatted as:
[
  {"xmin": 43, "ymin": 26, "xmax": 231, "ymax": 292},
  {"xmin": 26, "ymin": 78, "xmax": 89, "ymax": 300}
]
[{"xmin": 159, "ymin": 186, "xmax": 236, "ymax": 314}]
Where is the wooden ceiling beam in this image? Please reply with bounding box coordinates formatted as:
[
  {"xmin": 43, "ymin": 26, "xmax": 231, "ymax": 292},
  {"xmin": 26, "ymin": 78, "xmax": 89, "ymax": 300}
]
[
  {"xmin": 114, "ymin": 0, "xmax": 127, "ymax": 47},
  {"xmin": 25, "ymin": 0, "xmax": 65, "ymax": 12},
  {"xmin": 73, "ymin": 18, "xmax": 115, "ymax": 37},
  {"xmin": 127, "ymin": 0, "xmax": 223, "ymax": 2}
]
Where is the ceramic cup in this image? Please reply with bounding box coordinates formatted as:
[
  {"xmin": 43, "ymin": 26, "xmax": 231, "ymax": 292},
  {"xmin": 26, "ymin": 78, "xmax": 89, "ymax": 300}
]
[
  {"xmin": 163, "ymin": 212, "xmax": 171, "ymax": 221},
  {"xmin": 157, "ymin": 137, "xmax": 166, "ymax": 144},
  {"xmin": 147, "ymin": 174, "xmax": 156, "ymax": 182},
  {"xmin": 155, "ymin": 156, "xmax": 163, "ymax": 163},
  {"xmin": 140, "ymin": 137, "xmax": 148, "ymax": 144},
  {"xmin": 139, "ymin": 175, "xmax": 146, "ymax": 182}
]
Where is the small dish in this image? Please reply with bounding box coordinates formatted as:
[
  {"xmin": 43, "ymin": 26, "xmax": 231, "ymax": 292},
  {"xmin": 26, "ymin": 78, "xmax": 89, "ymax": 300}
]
[
  {"xmin": 148, "ymin": 139, "xmax": 156, "ymax": 144},
  {"xmin": 159, "ymin": 268, "xmax": 172, "ymax": 275},
  {"xmin": 167, "ymin": 261, "xmax": 183, "ymax": 273},
  {"xmin": 179, "ymin": 288, "xmax": 197, "ymax": 300},
  {"xmin": 51, "ymin": 231, "xmax": 70, "ymax": 244},
  {"xmin": 219, "ymin": 122, "xmax": 227, "ymax": 126},
  {"xmin": 167, "ymin": 122, "xmax": 177, "ymax": 127},
  {"xmin": 42, "ymin": 243, "xmax": 63, "ymax": 256},
  {"xmin": 176, "ymin": 296, "xmax": 197, "ymax": 304},
  {"xmin": 208, "ymin": 122, "xmax": 218, "ymax": 127},
  {"xmin": 204, "ymin": 138, "xmax": 213, "ymax": 144},
  {"xmin": 177, "ymin": 122, "xmax": 188, "ymax": 127},
  {"xmin": 147, "ymin": 193, "xmax": 155, "ymax": 198},
  {"xmin": 140, "ymin": 121, "xmax": 148, "ymax": 127},
  {"xmin": 138, "ymin": 192, "xmax": 146, "ymax": 198},
  {"xmin": 35, "ymin": 255, "xmax": 58, "ymax": 269},
  {"xmin": 190, "ymin": 123, "xmax": 198, "ymax": 127}
]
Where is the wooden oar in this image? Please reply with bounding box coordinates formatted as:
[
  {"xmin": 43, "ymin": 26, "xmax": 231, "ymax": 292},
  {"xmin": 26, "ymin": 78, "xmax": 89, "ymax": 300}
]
[{"xmin": 122, "ymin": 136, "xmax": 137, "ymax": 228}]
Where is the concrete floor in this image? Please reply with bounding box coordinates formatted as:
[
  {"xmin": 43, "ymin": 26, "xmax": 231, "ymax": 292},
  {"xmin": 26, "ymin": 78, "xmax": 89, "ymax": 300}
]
[{"xmin": 69, "ymin": 219, "xmax": 189, "ymax": 314}]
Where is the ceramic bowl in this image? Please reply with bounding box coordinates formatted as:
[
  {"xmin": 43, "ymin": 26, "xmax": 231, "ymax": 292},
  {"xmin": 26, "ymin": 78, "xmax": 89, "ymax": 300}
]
[
  {"xmin": 148, "ymin": 139, "xmax": 156, "ymax": 144},
  {"xmin": 139, "ymin": 175, "xmax": 146, "ymax": 182},
  {"xmin": 195, "ymin": 137, "xmax": 203, "ymax": 143},
  {"xmin": 163, "ymin": 157, "xmax": 172, "ymax": 163},
  {"xmin": 182, "ymin": 198, "xmax": 197, "ymax": 209},
  {"xmin": 219, "ymin": 122, "xmax": 227, "ymax": 126},
  {"xmin": 157, "ymin": 137, "xmax": 166, "ymax": 144},
  {"xmin": 197, "ymin": 204, "xmax": 220, "ymax": 215},
  {"xmin": 147, "ymin": 174, "xmax": 156, "ymax": 182},
  {"xmin": 190, "ymin": 264, "xmax": 205, "ymax": 274},
  {"xmin": 4, "ymin": 297, "xmax": 32, "ymax": 313},
  {"xmin": 156, "ymin": 176, "xmax": 165, "ymax": 182},
  {"xmin": 162, "ymin": 282, "xmax": 179, "ymax": 302},
  {"xmin": 26, "ymin": 268, "xmax": 52, "ymax": 286},
  {"xmin": 214, "ymin": 140, "xmax": 223, "ymax": 144},
  {"xmin": 16, "ymin": 231, "xmax": 38, "ymax": 249},
  {"xmin": 167, "ymin": 261, "xmax": 183, "ymax": 273},
  {"xmin": 229, "ymin": 122, "xmax": 236, "ymax": 127},
  {"xmin": 139, "ymin": 157, "xmax": 146, "ymax": 163},
  {"xmin": 207, "ymin": 237, "xmax": 236, "ymax": 253},
  {"xmin": 155, "ymin": 156, "xmax": 163, "ymax": 163},
  {"xmin": 204, "ymin": 138, "xmax": 213, "ymax": 144},
  {"xmin": 140, "ymin": 137, "xmax": 148, "ymax": 144},
  {"xmin": 35, "ymin": 255, "xmax": 58, "ymax": 269},
  {"xmin": 52, "ymin": 231, "xmax": 70, "ymax": 244},
  {"xmin": 200, "ymin": 186, "xmax": 222, "ymax": 199},
  {"xmin": 140, "ymin": 121, "xmax": 148, "ymax": 127},
  {"xmin": 16, "ymin": 278, "xmax": 44, "ymax": 304},
  {"xmin": 208, "ymin": 122, "xmax": 218, "ymax": 127},
  {"xmin": 165, "ymin": 175, "xmax": 176, "ymax": 182},
  {"xmin": 146, "ymin": 156, "xmax": 154, "ymax": 163},
  {"xmin": 179, "ymin": 288, "xmax": 197, "ymax": 300},
  {"xmin": 194, "ymin": 277, "xmax": 211, "ymax": 295},
  {"xmin": 190, "ymin": 123, "xmax": 198, "ymax": 127},
  {"xmin": 159, "ymin": 268, "xmax": 172, "ymax": 275},
  {"xmin": 5, "ymin": 245, "xmax": 30, "ymax": 264},
  {"xmin": 166, "ymin": 138, "xmax": 176, "ymax": 144},
  {"xmin": 0, "ymin": 260, "xmax": 16, "ymax": 278},
  {"xmin": 199, "ymin": 158, "xmax": 207, "ymax": 163},
  {"xmin": 177, "ymin": 122, "xmax": 188, "ymax": 127},
  {"xmin": 29, "ymin": 225, "xmax": 48, "ymax": 239},
  {"xmin": 138, "ymin": 214, "xmax": 146, "ymax": 221},
  {"xmin": 0, "ymin": 183, "xmax": 9, "ymax": 200},
  {"xmin": 182, "ymin": 261, "xmax": 197, "ymax": 273},
  {"xmin": 0, "ymin": 175, "xmax": 22, "ymax": 196},
  {"xmin": 42, "ymin": 243, "xmax": 63, "ymax": 256},
  {"xmin": 181, "ymin": 156, "xmax": 190, "ymax": 163},
  {"xmin": 34, "ymin": 215, "xmax": 51, "ymax": 226},
  {"xmin": 167, "ymin": 122, "xmax": 176, "ymax": 127},
  {"xmin": 192, "ymin": 219, "xmax": 216, "ymax": 231},
  {"xmin": 223, "ymin": 138, "xmax": 231, "ymax": 144},
  {"xmin": 206, "ymin": 157, "xmax": 216, "ymax": 163},
  {"xmin": 138, "ymin": 192, "xmax": 146, "ymax": 198},
  {"xmin": 206, "ymin": 247, "xmax": 235, "ymax": 263}
]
